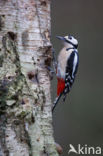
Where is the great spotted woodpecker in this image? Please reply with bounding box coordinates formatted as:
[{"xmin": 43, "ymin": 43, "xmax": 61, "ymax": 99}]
[{"xmin": 52, "ymin": 35, "xmax": 79, "ymax": 112}]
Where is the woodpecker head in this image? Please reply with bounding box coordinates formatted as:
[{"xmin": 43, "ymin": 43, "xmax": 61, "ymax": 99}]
[{"xmin": 56, "ymin": 35, "xmax": 78, "ymax": 49}]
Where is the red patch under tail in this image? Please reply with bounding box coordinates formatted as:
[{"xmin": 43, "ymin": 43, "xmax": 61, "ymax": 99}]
[{"xmin": 57, "ymin": 78, "xmax": 65, "ymax": 96}]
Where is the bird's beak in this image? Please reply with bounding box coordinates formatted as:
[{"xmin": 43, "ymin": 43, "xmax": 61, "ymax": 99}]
[{"xmin": 56, "ymin": 36, "xmax": 65, "ymax": 41}]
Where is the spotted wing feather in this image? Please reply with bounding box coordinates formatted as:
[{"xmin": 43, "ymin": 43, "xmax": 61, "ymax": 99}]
[{"xmin": 64, "ymin": 50, "xmax": 79, "ymax": 98}]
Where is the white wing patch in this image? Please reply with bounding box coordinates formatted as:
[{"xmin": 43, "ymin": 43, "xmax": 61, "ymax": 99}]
[{"xmin": 72, "ymin": 53, "xmax": 78, "ymax": 78}]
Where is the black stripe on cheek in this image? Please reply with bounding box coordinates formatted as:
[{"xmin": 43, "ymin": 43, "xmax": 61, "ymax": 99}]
[{"xmin": 65, "ymin": 39, "xmax": 78, "ymax": 49}]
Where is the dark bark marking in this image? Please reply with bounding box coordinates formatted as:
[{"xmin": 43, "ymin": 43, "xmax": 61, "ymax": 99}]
[
  {"xmin": 27, "ymin": 72, "xmax": 39, "ymax": 83},
  {"xmin": 22, "ymin": 30, "xmax": 29, "ymax": 50},
  {"xmin": 0, "ymin": 79, "xmax": 10, "ymax": 111},
  {"xmin": 0, "ymin": 15, "xmax": 5, "ymax": 31},
  {"xmin": 44, "ymin": 46, "xmax": 52, "ymax": 66},
  {"xmin": 28, "ymin": 72, "xmax": 35, "ymax": 80},
  {"xmin": 2, "ymin": 36, "xmax": 6, "ymax": 49},
  {"xmin": 40, "ymin": 0, "xmax": 47, "ymax": 6},
  {"xmin": 0, "ymin": 55, "xmax": 4, "ymax": 67},
  {"xmin": 44, "ymin": 29, "xmax": 51, "ymax": 41},
  {"xmin": 0, "ymin": 115, "xmax": 9, "ymax": 156},
  {"xmin": 7, "ymin": 32, "xmax": 17, "ymax": 41}
]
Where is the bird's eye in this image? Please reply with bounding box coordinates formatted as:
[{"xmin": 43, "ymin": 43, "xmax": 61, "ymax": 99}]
[{"xmin": 68, "ymin": 36, "xmax": 72, "ymax": 40}]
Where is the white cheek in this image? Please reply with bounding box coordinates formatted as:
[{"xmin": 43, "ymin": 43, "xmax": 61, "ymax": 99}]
[{"xmin": 72, "ymin": 38, "xmax": 78, "ymax": 45}]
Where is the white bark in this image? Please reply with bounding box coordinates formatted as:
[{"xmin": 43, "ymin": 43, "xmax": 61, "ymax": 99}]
[{"xmin": 0, "ymin": 0, "xmax": 58, "ymax": 155}]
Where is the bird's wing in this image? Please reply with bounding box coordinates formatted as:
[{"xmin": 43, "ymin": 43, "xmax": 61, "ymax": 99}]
[{"xmin": 64, "ymin": 51, "xmax": 79, "ymax": 94}]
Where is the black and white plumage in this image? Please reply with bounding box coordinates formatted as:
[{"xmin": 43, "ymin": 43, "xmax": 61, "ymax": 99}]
[
  {"xmin": 52, "ymin": 35, "xmax": 79, "ymax": 112},
  {"xmin": 63, "ymin": 49, "xmax": 79, "ymax": 101}
]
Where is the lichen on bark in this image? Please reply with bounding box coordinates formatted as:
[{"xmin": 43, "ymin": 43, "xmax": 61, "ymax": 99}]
[{"xmin": 0, "ymin": 0, "xmax": 58, "ymax": 156}]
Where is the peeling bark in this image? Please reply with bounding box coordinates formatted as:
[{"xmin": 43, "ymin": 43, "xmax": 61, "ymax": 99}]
[{"xmin": 0, "ymin": 0, "xmax": 58, "ymax": 155}]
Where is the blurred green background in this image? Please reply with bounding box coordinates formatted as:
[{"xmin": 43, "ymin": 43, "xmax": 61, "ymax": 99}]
[{"xmin": 51, "ymin": 0, "xmax": 103, "ymax": 155}]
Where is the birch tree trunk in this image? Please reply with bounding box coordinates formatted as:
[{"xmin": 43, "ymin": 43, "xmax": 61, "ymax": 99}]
[{"xmin": 0, "ymin": 0, "xmax": 58, "ymax": 155}]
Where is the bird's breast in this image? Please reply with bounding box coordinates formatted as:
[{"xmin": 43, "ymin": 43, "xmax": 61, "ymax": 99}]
[{"xmin": 57, "ymin": 48, "xmax": 72, "ymax": 79}]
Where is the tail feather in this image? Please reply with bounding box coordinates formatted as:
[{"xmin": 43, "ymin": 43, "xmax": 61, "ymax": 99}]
[
  {"xmin": 52, "ymin": 93, "xmax": 62, "ymax": 112},
  {"xmin": 52, "ymin": 78, "xmax": 65, "ymax": 112}
]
